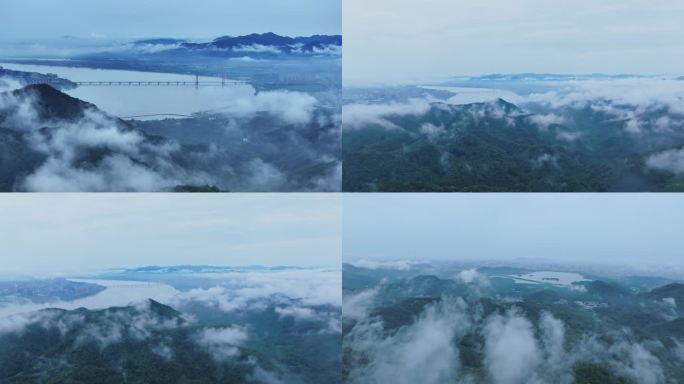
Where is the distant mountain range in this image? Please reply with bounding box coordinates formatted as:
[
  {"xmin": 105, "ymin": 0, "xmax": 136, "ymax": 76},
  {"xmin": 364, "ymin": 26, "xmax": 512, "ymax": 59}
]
[
  {"xmin": 132, "ymin": 32, "xmax": 341, "ymax": 55},
  {"xmin": 124, "ymin": 265, "xmax": 307, "ymax": 274},
  {"xmin": 458, "ymin": 73, "xmax": 659, "ymax": 82}
]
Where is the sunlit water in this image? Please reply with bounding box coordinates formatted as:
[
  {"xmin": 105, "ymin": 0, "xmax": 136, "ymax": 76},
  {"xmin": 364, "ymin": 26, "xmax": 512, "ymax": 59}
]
[
  {"xmin": 0, "ymin": 279, "xmax": 178, "ymax": 318},
  {"xmin": 0, "ymin": 62, "xmax": 255, "ymax": 119}
]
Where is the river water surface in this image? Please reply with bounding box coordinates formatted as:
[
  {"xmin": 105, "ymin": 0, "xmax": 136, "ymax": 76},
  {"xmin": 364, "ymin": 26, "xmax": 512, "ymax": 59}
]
[{"xmin": 1, "ymin": 62, "xmax": 255, "ymax": 118}]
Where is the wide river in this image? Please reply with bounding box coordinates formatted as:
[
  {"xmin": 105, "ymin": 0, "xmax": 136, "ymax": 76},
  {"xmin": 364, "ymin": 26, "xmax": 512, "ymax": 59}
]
[
  {"xmin": 0, "ymin": 62, "xmax": 255, "ymax": 119},
  {"xmin": 0, "ymin": 278, "xmax": 179, "ymax": 318}
]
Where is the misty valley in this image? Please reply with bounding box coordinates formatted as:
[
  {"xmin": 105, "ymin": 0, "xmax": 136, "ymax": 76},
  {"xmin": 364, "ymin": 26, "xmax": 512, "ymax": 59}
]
[
  {"xmin": 342, "ymin": 261, "xmax": 684, "ymax": 384},
  {"xmin": 343, "ymin": 75, "xmax": 684, "ymax": 192},
  {"xmin": 0, "ymin": 32, "xmax": 341, "ymax": 192},
  {"xmin": 0, "ymin": 266, "xmax": 342, "ymax": 384}
]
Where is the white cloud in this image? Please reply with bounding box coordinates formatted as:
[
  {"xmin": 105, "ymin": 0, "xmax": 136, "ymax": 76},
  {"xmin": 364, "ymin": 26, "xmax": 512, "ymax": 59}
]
[
  {"xmin": 342, "ymin": 99, "xmax": 431, "ymax": 130},
  {"xmin": 456, "ymin": 269, "xmax": 487, "ymax": 285},
  {"xmin": 348, "ymin": 259, "xmax": 421, "ymax": 271},
  {"xmin": 312, "ymin": 44, "xmax": 342, "ymax": 56},
  {"xmin": 194, "ymin": 326, "xmax": 249, "ymax": 362},
  {"xmin": 531, "ymin": 153, "xmax": 559, "ymax": 169},
  {"xmin": 345, "ymin": 298, "xmax": 469, "ymax": 384},
  {"xmin": 151, "ymin": 343, "xmax": 174, "ymax": 361},
  {"xmin": 174, "ymin": 269, "xmax": 341, "ymax": 313},
  {"xmin": 646, "ymin": 148, "xmax": 684, "ymax": 174},
  {"xmin": 608, "ymin": 342, "xmax": 665, "ymax": 384},
  {"xmin": 227, "ymin": 56, "xmax": 267, "ymax": 62},
  {"xmin": 419, "ymin": 122, "xmax": 445, "ymax": 140},
  {"xmin": 219, "ymin": 90, "xmax": 318, "ymax": 125},
  {"xmin": 527, "ymin": 113, "xmax": 566, "ymax": 129},
  {"xmin": 0, "ymin": 88, "xmax": 202, "ymax": 191},
  {"xmin": 343, "ymin": 287, "xmax": 379, "ymax": 322},
  {"xmin": 275, "ymin": 305, "xmax": 318, "ymax": 320},
  {"xmin": 539, "ymin": 312, "xmax": 566, "ymax": 370},
  {"xmin": 232, "ymin": 44, "xmax": 281, "ymax": 54},
  {"xmin": 556, "ymin": 131, "xmax": 582, "ymax": 142},
  {"xmin": 484, "ymin": 310, "xmax": 542, "ymax": 384}
]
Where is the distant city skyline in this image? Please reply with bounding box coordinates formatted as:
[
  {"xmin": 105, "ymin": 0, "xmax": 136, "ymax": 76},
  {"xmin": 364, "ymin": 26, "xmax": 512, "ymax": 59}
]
[
  {"xmin": 343, "ymin": 194, "xmax": 684, "ymax": 269},
  {"xmin": 0, "ymin": 194, "xmax": 341, "ymax": 275},
  {"xmin": 1, "ymin": 0, "xmax": 340, "ymax": 41},
  {"xmin": 344, "ymin": 0, "xmax": 684, "ymax": 84}
]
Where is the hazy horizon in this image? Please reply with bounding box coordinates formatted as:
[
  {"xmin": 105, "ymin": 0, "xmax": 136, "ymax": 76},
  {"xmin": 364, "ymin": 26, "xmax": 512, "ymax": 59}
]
[
  {"xmin": 0, "ymin": 194, "xmax": 341, "ymax": 275},
  {"xmin": 344, "ymin": 0, "xmax": 684, "ymax": 85},
  {"xmin": 343, "ymin": 194, "xmax": 684, "ymax": 271}
]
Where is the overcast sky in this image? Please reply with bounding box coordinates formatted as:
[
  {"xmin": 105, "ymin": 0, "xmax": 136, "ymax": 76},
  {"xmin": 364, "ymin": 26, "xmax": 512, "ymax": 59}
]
[
  {"xmin": 0, "ymin": 0, "xmax": 340, "ymax": 40},
  {"xmin": 344, "ymin": 0, "xmax": 684, "ymax": 85},
  {"xmin": 0, "ymin": 194, "xmax": 340, "ymax": 275},
  {"xmin": 343, "ymin": 194, "xmax": 684, "ymax": 267}
]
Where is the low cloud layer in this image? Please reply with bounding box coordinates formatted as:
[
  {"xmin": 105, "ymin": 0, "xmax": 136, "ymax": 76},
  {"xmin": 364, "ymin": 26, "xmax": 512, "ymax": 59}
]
[
  {"xmin": 342, "ymin": 99, "xmax": 431, "ymax": 130},
  {"xmin": 173, "ymin": 269, "xmax": 341, "ymax": 313},
  {"xmin": 347, "ymin": 260, "xmax": 423, "ymax": 271},
  {"xmin": 0, "ymin": 86, "xmax": 209, "ymax": 191},
  {"xmin": 646, "ymin": 148, "xmax": 684, "ymax": 174},
  {"xmin": 345, "ymin": 78, "xmax": 684, "ymax": 135},
  {"xmin": 345, "ymin": 298, "xmax": 469, "ymax": 384},
  {"xmin": 0, "ymin": 299, "xmax": 190, "ymax": 348},
  {"xmin": 343, "ymin": 272, "xmax": 676, "ymax": 384},
  {"xmin": 194, "ymin": 326, "xmax": 249, "ymax": 361},
  {"xmin": 0, "ymin": 81, "xmax": 340, "ymax": 191},
  {"xmin": 218, "ymin": 90, "xmax": 319, "ymax": 125}
]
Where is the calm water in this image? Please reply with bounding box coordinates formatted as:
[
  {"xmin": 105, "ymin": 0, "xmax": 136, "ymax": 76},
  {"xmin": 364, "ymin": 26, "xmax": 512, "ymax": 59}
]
[
  {"xmin": 1, "ymin": 62, "xmax": 255, "ymax": 119},
  {"xmin": 0, "ymin": 279, "xmax": 178, "ymax": 318}
]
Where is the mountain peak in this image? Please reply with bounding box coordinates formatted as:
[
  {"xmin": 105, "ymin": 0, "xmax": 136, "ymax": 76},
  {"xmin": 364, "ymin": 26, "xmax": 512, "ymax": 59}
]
[
  {"xmin": 147, "ymin": 298, "xmax": 181, "ymax": 319},
  {"xmin": 8, "ymin": 84, "xmax": 95, "ymax": 121},
  {"xmin": 494, "ymin": 98, "xmax": 520, "ymax": 111}
]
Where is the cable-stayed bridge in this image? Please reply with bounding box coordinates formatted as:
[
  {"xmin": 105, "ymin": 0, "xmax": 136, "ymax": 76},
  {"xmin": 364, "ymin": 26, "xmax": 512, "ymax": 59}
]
[
  {"xmin": 30, "ymin": 74, "xmax": 246, "ymax": 87},
  {"xmin": 75, "ymin": 79, "xmax": 245, "ymax": 87}
]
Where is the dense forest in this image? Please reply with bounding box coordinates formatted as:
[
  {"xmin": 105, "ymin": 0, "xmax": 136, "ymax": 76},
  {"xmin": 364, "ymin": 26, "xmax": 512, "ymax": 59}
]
[
  {"xmin": 343, "ymin": 264, "xmax": 684, "ymax": 383},
  {"xmin": 343, "ymin": 97, "xmax": 684, "ymax": 192}
]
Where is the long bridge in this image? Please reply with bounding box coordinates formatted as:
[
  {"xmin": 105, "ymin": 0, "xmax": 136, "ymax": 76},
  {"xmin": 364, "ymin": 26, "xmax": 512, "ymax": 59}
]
[
  {"xmin": 75, "ymin": 77, "xmax": 246, "ymax": 87},
  {"xmin": 26, "ymin": 74, "xmax": 246, "ymax": 88}
]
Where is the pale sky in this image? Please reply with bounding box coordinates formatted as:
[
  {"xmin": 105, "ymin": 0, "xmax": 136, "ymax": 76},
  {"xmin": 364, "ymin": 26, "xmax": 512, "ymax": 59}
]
[
  {"xmin": 343, "ymin": 194, "xmax": 684, "ymax": 267},
  {"xmin": 0, "ymin": 0, "xmax": 340, "ymax": 40},
  {"xmin": 344, "ymin": 0, "xmax": 684, "ymax": 85},
  {"xmin": 0, "ymin": 194, "xmax": 341, "ymax": 274}
]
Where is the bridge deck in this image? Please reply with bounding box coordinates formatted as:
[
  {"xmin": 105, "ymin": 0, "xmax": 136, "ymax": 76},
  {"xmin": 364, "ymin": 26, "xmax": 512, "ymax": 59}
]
[{"xmin": 74, "ymin": 80, "xmax": 245, "ymax": 86}]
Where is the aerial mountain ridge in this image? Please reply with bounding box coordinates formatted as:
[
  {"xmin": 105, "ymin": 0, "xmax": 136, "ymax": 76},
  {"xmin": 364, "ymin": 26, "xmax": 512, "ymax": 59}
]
[
  {"xmin": 343, "ymin": 268, "xmax": 684, "ymax": 382},
  {"xmin": 343, "ymin": 93, "xmax": 684, "ymax": 192},
  {"xmin": 7, "ymin": 83, "xmax": 98, "ymax": 121},
  {"xmin": 0, "ymin": 300, "xmax": 263, "ymax": 383},
  {"xmin": 644, "ymin": 283, "xmax": 684, "ymax": 315}
]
